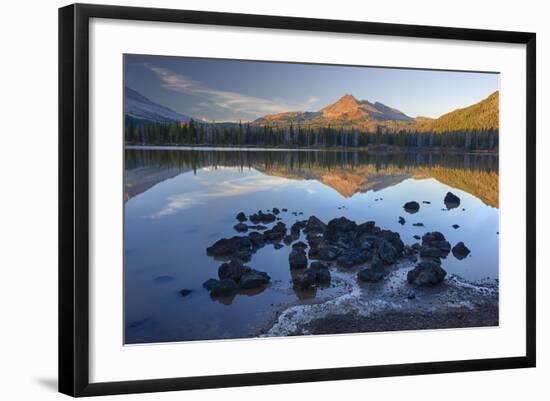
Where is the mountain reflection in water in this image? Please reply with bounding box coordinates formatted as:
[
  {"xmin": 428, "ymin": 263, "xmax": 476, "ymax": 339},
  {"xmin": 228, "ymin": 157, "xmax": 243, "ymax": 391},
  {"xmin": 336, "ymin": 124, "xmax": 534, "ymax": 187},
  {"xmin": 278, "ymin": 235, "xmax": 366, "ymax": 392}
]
[{"xmin": 125, "ymin": 148, "xmax": 498, "ymax": 208}]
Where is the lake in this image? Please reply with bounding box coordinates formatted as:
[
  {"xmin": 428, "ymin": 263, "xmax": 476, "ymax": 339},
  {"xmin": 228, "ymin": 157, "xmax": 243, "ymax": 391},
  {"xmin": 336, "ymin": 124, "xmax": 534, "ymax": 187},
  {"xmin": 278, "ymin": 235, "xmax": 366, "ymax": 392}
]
[{"xmin": 124, "ymin": 148, "xmax": 499, "ymax": 344}]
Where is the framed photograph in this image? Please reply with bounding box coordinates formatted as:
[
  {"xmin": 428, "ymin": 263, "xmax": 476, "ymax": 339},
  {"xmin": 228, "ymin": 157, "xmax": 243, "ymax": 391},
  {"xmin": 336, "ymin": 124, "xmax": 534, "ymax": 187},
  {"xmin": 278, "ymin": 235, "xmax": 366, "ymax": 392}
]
[{"xmin": 59, "ymin": 3, "xmax": 536, "ymax": 397}]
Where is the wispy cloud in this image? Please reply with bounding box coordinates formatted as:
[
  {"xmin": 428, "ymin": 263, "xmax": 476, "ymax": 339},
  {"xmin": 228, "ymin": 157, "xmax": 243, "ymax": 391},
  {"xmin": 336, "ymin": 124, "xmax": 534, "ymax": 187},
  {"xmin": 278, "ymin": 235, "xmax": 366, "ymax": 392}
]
[
  {"xmin": 151, "ymin": 173, "xmax": 287, "ymax": 218},
  {"xmin": 144, "ymin": 64, "xmax": 314, "ymax": 119}
]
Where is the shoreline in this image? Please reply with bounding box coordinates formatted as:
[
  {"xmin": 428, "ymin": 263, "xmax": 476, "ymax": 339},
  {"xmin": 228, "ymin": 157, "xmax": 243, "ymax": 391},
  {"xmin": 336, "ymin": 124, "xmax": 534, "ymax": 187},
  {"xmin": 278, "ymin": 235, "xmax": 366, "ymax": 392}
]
[
  {"xmin": 125, "ymin": 144, "xmax": 499, "ymax": 156},
  {"xmin": 260, "ymin": 260, "xmax": 498, "ymax": 338}
]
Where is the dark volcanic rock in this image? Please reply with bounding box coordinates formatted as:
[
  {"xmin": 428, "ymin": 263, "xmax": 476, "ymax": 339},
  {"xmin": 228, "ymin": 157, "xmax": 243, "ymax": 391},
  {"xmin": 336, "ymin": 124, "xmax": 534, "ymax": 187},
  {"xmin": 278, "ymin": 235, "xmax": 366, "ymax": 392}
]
[
  {"xmin": 289, "ymin": 248, "xmax": 308, "ymax": 269},
  {"xmin": 290, "ymin": 222, "xmax": 302, "ymax": 237},
  {"xmin": 303, "ymin": 216, "xmax": 327, "ymax": 235},
  {"xmin": 283, "ymin": 235, "xmax": 293, "ymax": 245},
  {"xmin": 249, "ymin": 211, "xmax": 276, "ymax": 224},
  {"xmin": 203, "ymin": 278, "xmax": 239, "ymax": 297},
  {"xmin": 327, "ymin": 217, "xmax": 357, "ymax": 233},
  {"xmin": 318, "ymin": 246, "xmax": 342, "ymax": 261},
  {"xmin": 263, "ymin": 222, "xmax": 287, "ymax": 242},
  {"xmin": 412, "ymin": 222, "xmax": 424, "ymax": 227},
  {"xmin": 398, "ymin": 216, "xmax": 406, "ymax": 225},
  {"xmin": 206, "ymin": 236, "xmax": 254, "ymax": 261},
  {"xmin": 374, "ymin": 239, "xmax": 398, "ymax": 265},
  {"xmin": 452, "ymin": 242, "xmax": 471, "ymax": 260},
  {"xmin": 273, "ymin": 243, "xmax": 283, "ymax": 249},
  {"xmin": 444, "ymin": 192, "xmax": 461, "ymax": 209},
  {"xmin": 272, "ymin": 207, "xmax": 280, "ymax": 215},
  {"xmin": 292, "ymin": 241, "xmax": 308, "ymax": 251},
  {"xmin": 422, "ymin": 201, "xmax": 431, "ymax": 204},
  {"xmin": 239, "ymin": 270, "xmax": 270, "ymax": 289},
  {"xmin": 452, "ymin": 224, "xmax": 460, "ymax": 229},
  {"xmin": 357, "ymin": 256, "xmax": 385, "ymax": 282},
  {"xmin": 179, "ymin": 289, "xmax": 192, "ymax": 297},
  {"xmin": 293, "ymin": 268, "xmax": 316, "ymax": 290},
  {"xmin": 403, "ymin": 201, "xmax": 420, "ymax": 214},
  {"xmin": 247, "ymin": 232, "xmax": 265, "ymax": 248},
  {"xmin": 236, "ymin": 212, "xmax": 247, "ymax": 222},
  {"xmin": 413, "ymin": 235, "xmax": 421, "ymax": 240},
  {"xmin": 233, "ymin": 222, "xmax": 248, "ymax": 232},
  {"xmin": 315, "ymin": 268, "xmax": 331, "ymax": 284},
  {"xmin": 419, "ymin": 246, "xmax": 443, "ymax": 259},
  {"xmin": 310, "ymin": 261, "xmax": 328, "ymax": 270},
  {"xmin": 337, "ymin": 248, "xmax": 371, "ymax": 268},
  {"xmin": 407, "ymin": 260, "xmax": 447, "ymax": 286},
  {"xmin": 307, "ymin": 235, "xmax": 323, "ymax": 249},
  {"xmin": 218, "ymin": 259, "xmax": 251, "ymax": 281},
  {"xmin": 421, "ymin": 231, "xmax": 451, "ymax": 258}
]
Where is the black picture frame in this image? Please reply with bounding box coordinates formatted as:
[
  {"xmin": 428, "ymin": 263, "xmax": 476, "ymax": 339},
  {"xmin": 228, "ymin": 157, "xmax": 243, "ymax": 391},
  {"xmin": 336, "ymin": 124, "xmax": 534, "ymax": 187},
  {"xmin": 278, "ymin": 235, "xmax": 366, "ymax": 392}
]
[{"xmin": 59, "ymin": 3, "xmax": 536, "ymax": 397}]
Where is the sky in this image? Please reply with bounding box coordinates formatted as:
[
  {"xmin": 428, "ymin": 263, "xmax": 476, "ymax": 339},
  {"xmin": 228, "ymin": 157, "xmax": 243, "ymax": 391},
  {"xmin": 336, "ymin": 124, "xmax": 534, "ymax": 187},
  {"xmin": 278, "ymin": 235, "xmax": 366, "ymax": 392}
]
[{"xmin": 124, "ymin": 54, "xmax": 499, "ymax": 122}]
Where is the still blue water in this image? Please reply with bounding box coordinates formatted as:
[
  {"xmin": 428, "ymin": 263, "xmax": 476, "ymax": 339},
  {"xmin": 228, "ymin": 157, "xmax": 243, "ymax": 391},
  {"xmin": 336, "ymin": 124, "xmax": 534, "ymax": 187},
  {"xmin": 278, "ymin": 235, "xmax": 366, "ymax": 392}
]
[{"xmin": 124, "ymin": 149, "xmax": 499, "ymax": 343}]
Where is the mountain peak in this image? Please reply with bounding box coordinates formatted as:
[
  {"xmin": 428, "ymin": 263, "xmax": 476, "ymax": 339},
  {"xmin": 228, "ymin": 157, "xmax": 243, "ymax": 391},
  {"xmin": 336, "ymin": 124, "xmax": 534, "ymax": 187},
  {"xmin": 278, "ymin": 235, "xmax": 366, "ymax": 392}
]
[{"xmin": 321, "ymin": 94, "xmax": 363, "ymax": 119}]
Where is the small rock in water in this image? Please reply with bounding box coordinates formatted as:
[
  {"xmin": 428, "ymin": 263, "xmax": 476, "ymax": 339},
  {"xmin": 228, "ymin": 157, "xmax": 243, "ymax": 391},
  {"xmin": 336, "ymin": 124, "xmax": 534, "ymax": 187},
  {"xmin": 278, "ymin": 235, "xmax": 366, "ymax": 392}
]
[
  {"xmin": 236, "ymin": 212, "xmax": 247, "ymax": 222},
  {"xmin": 412, "ymin": 222, "xmax": 424, "ymax": 227},
  {"xmin": 179, "ymin": 289, "xmax": 192, "ymax": 297},
  {"xmin": 452, "ymin": 224, "xmax": 460, "ymax": 229},
  {"xmin": 413, "ymin": 235, "xmax": 421, "ymax": 240},
  {"xmin": 272, "ymin": 207, "xmax": 280, "ymax": 215},
  {"xmin": 452, "ymin": 241, "xmax": 471, "ymax": 260},
  {"xmin": 398, "ymin": 216, "xmax": 406, "ymax": 225},
  {"xmin": 233, "ymin": 222, "xmax": 248, "ymax": 232},
  {"xmin": 403, "ymin": 201, "xmax": 420, "ymax": 214},
  {"xmin": 282, "ymin": 208, "xmax": 288, "ymax": 212},
  {"xmin": 422, "ymin": 201, "xmax": 431, "ymax": 204},
  {"xmin": 444, "ymin": 192, "xmax": 461, "ymax": 209}
]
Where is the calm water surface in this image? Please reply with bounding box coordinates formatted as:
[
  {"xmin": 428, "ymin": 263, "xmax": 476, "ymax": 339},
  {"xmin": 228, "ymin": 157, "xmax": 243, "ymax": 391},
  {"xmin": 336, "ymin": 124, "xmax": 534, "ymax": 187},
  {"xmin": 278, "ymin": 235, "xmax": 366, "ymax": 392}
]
[{"xmin": 124, "ymin": 148, "xmax": 499, "ymax": 343}]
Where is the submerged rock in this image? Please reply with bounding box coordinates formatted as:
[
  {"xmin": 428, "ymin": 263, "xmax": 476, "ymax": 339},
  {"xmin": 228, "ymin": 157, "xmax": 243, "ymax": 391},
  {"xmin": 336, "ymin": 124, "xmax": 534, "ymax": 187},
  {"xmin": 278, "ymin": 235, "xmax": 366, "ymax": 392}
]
[
  {"xmin": 398, "ymin": 216, "xmax": 406, "ymax": 225},
  {"xmin": 179, "ymin": 289, "xmax": 192, "ymax": 297},
  {"xmin": 403, "ymin": 201, "xmax": 420, "ymax": 214},
  {"xmin": 289, "ymin": 248, "xmax": 308, "ymax": 269},
  {"xmin": 444, "ymin": 192, "xmax": 461, "ymax": 209},
  {"xmin": 452, "ymin": 242, "xmax": 471, "ymax": 260},
  {"xmin": 407, "ymin": 260, "xmax": 447, "ymax": 286}
]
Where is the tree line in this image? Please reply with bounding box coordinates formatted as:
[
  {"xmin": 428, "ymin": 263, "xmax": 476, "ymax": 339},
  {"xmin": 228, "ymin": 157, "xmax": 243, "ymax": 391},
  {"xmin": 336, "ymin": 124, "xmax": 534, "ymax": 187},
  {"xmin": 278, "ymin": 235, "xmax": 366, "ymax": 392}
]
[{"xmin": 125, "ymin": 118, "xmax": 499, "ymax": 152}]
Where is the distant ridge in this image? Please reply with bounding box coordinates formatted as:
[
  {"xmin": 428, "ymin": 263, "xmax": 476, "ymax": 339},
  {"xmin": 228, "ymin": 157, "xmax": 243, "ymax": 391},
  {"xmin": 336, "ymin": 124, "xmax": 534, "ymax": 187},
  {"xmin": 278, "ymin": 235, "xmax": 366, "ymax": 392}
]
[
  {"xmin": 418, "ymin": 91, "xmax": 499, "ymax": 132},
  {"xmin": 124, "ymin": 86, "xmax": 193, "ymax": 123}
]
